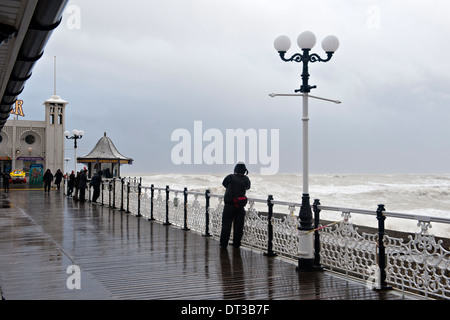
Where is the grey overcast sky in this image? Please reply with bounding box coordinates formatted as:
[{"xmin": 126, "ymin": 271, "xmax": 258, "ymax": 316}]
[{"xmin": 18, "ymin": 0, "xmax": 450, "ymax": 175}]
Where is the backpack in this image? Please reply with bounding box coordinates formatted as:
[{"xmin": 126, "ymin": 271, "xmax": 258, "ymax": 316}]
[
  {"xmin": 226, "ymin": 174, "xmax": 248, "ymax": 208},
  {"xmin": 232, "ymin": 196, "xmax": 248, "ymax": 208}
]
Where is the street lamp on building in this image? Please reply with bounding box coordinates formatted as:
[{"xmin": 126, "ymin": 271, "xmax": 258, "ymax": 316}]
[
  {"xmin": 272, "ymin": 30, "xmax": 339, "ymax": 272},
  {"xmin": 64, "ymin": 129, "xmax": 84, "ymax": 172}
]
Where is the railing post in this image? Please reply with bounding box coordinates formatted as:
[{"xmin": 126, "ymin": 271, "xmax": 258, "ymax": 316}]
[
  {"xmin": 376, "ymin": 204, "xmax": 392, "ymax": 291},
  {"xmin": 125, "ymin": 182, "xmax": 130, "ymax": 213},
  {"xmin": 136, "ymin": 183, "xmax": 142, "ymax": 217},
  {"xmin": 108, "ymin": 180, "xmax": 112, "ymax": 208},
  {"xmin": 101, "ymin": 181, "xmax": 104, "ymax": 206},
  {"xmin": 264, "ymin": 195, "xmax": 277, "ymax": 257},
  {"xmin": 182, "ymin": 187, "xmax": 190, "ymax": 231},
  {"xmin": 203, "ymin": 190, "xmax": 212, "ymax": 237},
  {"xmin": 120, "ymin": 178, "xmax": 125, "ymax": 212},
  {"xmin": 163, "ymin": 185, "xmax": 171, "ymax": 225},
  {"xmin": 313, "ymin": 199, "xmax": 323, "ymax": 270},
  {"xmin": 148, "ymin": 184, "xmax": 155, "ymax": 221},
  {"xmin": 112, "ymin": 178, "xmax": 116, "ymax": 209}
]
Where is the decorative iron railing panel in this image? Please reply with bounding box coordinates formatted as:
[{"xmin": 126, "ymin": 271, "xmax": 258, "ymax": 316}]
[
  {"xmin": 168, "ymin": 189, "xmax": 184, "ymax": 228},
  {"xmin": 272, "ymin": 206, "xmax": 300, "ymax": 259},
  {"xmin": 320, "ymin": 213, "xmax": 378, "ymax": 281},
  {"xmin": 186, "ymin": 193, "xmax": 207, "ymax": 234},
  {"xmin": 241, "ymin": 201, "xmax": 267, "ymax": 251},
  {"xmin": 208, "ymin": 197, "xmax": 224, "ymax": 237},
  {"xmin": 140, "ymin": 187, "xmax": 152, "ymax": 218},
  {"xmin": 152, "ymin": 188, "xmax": 166, "ymax": 222},
  {"xmin": 385, "ymin": 231, "xmax": 450, "ymax": 299}
]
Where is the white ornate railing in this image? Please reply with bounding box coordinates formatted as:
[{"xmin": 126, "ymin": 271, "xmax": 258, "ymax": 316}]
[{"xmin": 83, "ymin": 177, "xmax": 450, "ymax": 300}]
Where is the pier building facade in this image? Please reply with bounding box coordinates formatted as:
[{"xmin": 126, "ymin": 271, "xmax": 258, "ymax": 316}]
[{"xmin": 0, "ymin": 94, "xmax": 67, "ymax": 174}]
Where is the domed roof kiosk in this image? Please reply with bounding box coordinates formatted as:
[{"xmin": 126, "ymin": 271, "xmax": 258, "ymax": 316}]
[{"xmin": 77, "ymin": 132, "xmax": 133, "ymax": 178}]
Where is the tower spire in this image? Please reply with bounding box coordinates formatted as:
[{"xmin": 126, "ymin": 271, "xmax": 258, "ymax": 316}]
[{"xmin": 54, "ymin": 56, "xmax": 57, "ymax": 95}]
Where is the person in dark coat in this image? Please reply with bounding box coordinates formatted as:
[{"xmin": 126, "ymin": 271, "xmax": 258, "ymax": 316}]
[
  {"xmin": 219, "ymin": 162, "xmax": 251, "ymax": 249},
  {"xmin": 78, "ymin": 169, "xmax": 88, "ymax": 202},
  {"xmin": 54, "ymin": 169, "xmax": 64, "ymax": 191},
  {"xmin": 67, "ymin": 171, "xmax": 75, "ymax": 197},
  {"xmin": 43, "ymin": 169, "xmax": 53, "ymax": 193},
  {"xmin": 78, "ymin": 169, "xmax": 87, "ymax": 202},
  {"xmin": 2, "ymin": 171, "xmax": 10, "ymax": 192},
  {"xmin": 73, "ymin": 171, "xmax": 81, "ymax": 201},
  {"xmin": 91, "ymin": 170, "xmax": 103, "ymax": 203}
]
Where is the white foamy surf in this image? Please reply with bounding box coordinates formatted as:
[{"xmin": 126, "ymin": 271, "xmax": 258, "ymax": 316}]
[{"xmin": 125, "ymin": 172, "xmax": 450, "ymax": 237}]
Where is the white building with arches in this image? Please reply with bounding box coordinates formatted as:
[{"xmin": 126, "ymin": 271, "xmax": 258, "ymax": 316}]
[{"xmin": 0, "ymin": 94, "xmax": 67, "ymax": 175}]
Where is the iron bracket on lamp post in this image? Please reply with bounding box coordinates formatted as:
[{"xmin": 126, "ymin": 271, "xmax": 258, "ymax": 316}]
[
  {"xmin": 269, "ymin": 93, "xmax": 341, "ymax": 104},
  {"xmin": 272, "ymin": 30, "xmax": 340, "ymax": 272}
]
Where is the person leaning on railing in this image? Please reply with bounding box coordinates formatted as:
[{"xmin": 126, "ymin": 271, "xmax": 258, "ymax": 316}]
[{"xmin": 219, "ymin": 162, "xmax": 251, "ymax": 249}]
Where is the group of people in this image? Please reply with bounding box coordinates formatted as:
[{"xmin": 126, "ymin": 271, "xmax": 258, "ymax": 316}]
[
  {"xmin": 64, "ymin": 169, "xmax": 88, "ymax": 201},
  {"xmin": 43, "ymin": 168, "xmax": 104, "ymax": 203},
  {"xmin": 43, "ymin": 168, "xmax": 64, "ymax": 192}
]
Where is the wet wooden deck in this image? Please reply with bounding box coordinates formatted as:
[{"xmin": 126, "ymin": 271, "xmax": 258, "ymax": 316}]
[{"xmin": 0, "ymin": 186, "xmax": 410, "ymax": 302}]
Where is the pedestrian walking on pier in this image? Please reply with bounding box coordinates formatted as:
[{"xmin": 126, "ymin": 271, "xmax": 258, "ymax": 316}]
[
  {"xmin": 54, "ymin": 169, "xmax": 63, "ymax": 191},
  {"xmin": 43, "ymin": 169, "xmax": 53, "ymax": 193},
  {"xmin": 219, "ymin": 162, "xmax": 251, "ymax": 249},
  {"xmin": 2, "ymin": 172, "xmax": 10, "ymax": 192},
  {"xmin": 67, "ymin": 171, "xmax": 75, "ymax": 197}
]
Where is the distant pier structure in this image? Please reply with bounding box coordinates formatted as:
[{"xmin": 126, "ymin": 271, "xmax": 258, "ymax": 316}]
[{"xmin": 77, "ymin": 132, "xmax": 133, "ymax": 178}]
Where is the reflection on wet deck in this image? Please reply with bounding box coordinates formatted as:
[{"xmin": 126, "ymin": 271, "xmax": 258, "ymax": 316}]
[
  {"xmin": 0, "ymin": 194, "xmax": 13, "ymax": 208},
  {"xmin": 0, "ymin": 188, "xmax": 408, "ymax": 301}
]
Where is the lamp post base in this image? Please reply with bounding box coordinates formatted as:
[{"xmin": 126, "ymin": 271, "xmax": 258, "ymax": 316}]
[{"xmin": 297, "ymin": 193, "xmax": 314, "ymax": 272}]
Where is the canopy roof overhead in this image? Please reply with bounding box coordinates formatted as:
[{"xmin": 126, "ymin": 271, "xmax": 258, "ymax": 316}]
[
  {"xmin": 0, "ymin": 0, "xmax": 69, "ymax": 129},
  {"xmin": 78, "ymin": 132, "xmax": 133, "ymax": 165}
]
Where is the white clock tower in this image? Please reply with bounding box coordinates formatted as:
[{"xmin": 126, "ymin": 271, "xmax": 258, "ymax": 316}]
[{"xmin": 43, "ymin": 94, "xmax": 68, "ymax": 173}]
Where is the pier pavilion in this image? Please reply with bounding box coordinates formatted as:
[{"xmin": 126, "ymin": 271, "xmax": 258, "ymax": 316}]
[{"xmin": 77, "ymin": 132, "xmax": 133, "ymax": 178}]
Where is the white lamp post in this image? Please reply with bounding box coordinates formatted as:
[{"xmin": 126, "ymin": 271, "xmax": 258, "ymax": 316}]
[
  {"xmin": 273, "ymin": 30, "xmax": 339, "ymax": 272},
  {"xmin": 64, "ymin": 129, "xmax": 84, "ymax": 172}
]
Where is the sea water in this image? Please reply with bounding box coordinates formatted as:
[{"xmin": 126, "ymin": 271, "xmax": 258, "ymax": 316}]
[{"xmin": 127, "ymin": 172, "xmax": 450, "ymax": 237}]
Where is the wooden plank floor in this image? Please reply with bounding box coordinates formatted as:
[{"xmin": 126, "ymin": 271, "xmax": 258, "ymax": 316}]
[{"xmin": 0, "ymin": 187, "xmax": 410, "ymax": 301}]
